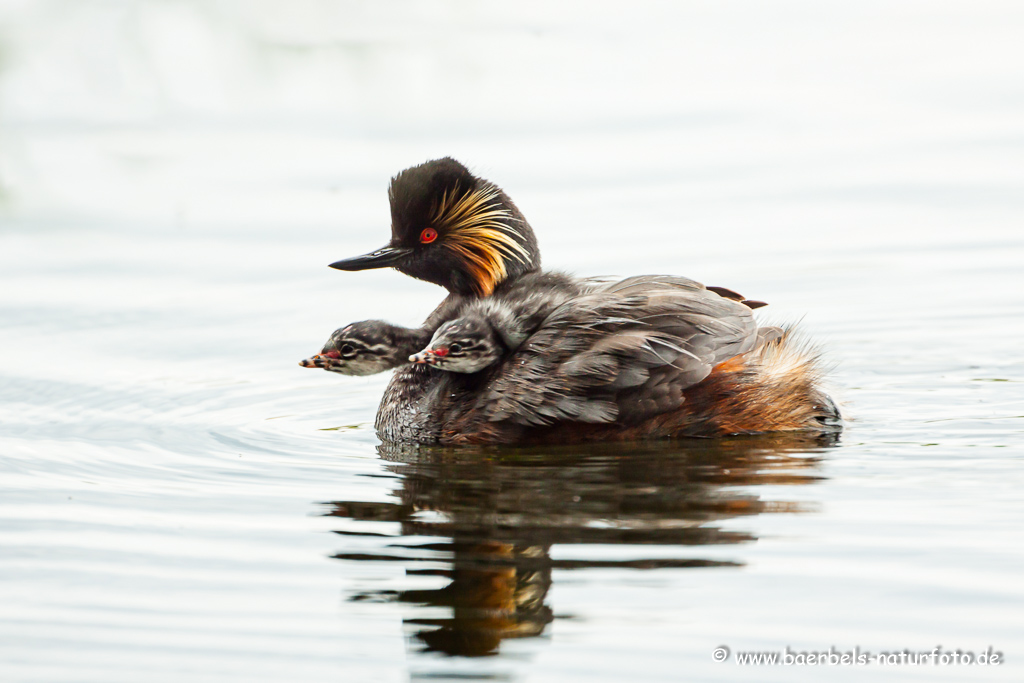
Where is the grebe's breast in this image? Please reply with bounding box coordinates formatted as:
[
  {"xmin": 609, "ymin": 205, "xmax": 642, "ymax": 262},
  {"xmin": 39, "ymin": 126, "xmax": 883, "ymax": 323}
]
[
  {"xmin": 375, "ymin": 364, "xmax": 445, "ymax": 443},
  {"xmin": 376, "ymin": 363, "xmax": 498, "ymax": 443}
]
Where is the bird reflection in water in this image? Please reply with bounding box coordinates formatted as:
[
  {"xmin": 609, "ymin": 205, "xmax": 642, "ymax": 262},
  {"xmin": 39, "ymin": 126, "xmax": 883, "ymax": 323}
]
[{"xmin": 323, "ymin": 434, "xmax": 835, "ymax": 658}]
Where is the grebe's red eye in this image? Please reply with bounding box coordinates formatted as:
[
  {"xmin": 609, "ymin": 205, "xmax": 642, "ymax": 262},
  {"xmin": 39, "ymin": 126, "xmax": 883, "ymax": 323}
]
[{"xmin": 419, "ymin": 228, "xmax": 438, "ymax": 244}]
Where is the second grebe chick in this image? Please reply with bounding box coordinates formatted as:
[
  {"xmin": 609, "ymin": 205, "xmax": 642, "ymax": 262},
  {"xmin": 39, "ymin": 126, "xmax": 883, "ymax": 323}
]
[
  {"xmin": 299, "ymin": 321, "xmax": 430, "ymax": 376},
  {"xmin": 409, "ymin": 315, "xmax": 507, "ymax": 374}
]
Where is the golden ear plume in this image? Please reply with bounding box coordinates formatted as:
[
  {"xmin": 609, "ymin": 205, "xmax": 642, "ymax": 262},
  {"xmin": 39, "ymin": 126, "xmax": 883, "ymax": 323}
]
[{"xmin": 431, "ymin": 185, "xmax": 532, "ymax": 296}]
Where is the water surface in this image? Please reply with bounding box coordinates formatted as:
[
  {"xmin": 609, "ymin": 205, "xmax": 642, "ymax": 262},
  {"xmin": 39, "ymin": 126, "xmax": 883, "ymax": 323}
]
[{"xmin": 2, "ymin": 2, "xmax": 1023, "ymax": 682}]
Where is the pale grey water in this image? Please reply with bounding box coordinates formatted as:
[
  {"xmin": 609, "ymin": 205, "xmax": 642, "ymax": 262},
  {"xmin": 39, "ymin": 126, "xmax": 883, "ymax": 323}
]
[{"xmin": 2, "ymin": 2, "xmax": 1023, "ymax": 682}]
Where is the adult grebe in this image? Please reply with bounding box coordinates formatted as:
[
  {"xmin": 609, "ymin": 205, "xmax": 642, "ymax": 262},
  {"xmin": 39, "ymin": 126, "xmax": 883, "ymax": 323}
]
[{"xmin": 322, "ymin": 158, "xmax": 841, "ymax": 444}]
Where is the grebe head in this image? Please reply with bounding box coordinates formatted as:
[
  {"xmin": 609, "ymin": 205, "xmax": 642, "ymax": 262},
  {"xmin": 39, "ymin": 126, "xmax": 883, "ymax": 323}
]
[
  {"xmin": 409, "ymin": 315, "xmax": 505, "ymax": 374},
  {"xmin": 299, "ymin": 321, "xmax": 418, "ymax": 376},
  {"xmin": 329, "ymin": 158, "xmax": 541, "ymax": 296}
]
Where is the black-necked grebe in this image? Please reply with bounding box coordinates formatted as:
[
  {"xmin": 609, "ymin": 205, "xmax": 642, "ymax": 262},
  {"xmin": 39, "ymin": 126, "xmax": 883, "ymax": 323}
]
[{"xmin": 319, "ymin": 158, "xmax": 841, "ymax": 444}]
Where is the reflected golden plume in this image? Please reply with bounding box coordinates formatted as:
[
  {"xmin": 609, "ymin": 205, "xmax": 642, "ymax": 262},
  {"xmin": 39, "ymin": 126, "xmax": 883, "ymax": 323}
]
[{"xmin": 431, "ymin": 185, "xmax": 532, "ymax": 296}]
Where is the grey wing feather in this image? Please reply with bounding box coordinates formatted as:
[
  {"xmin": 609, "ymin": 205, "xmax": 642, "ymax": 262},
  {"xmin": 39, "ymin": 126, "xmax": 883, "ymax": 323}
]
[{"xmin": 473, "ymin": 275, "xmax": 761, "ymax": 426}]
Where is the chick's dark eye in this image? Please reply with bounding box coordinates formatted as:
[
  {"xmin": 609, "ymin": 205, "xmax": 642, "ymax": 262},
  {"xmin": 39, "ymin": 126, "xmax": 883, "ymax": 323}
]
[
  {"xmin": 420, "ymin": 227, "xmax": 438, "ymax": 244},
  {"xmin": 340, "ymin": 344, "xmax": 356, "ymax": 357},
  {"xmin": 448, "ymin": 343, "xmax": 463, "ymax": 354}
]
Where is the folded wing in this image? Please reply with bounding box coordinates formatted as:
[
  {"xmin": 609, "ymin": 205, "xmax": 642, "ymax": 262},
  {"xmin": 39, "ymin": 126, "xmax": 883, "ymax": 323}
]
[{"xmin": 475, "ymin": 275, "xmax": 763, "ymax": 426}]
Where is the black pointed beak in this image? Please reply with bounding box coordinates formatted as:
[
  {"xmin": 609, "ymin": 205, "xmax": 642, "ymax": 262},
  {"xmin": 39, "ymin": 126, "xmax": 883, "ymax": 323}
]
[{"xmin": 328, "ymin": 245, "xmax": 413, "ymax": 271}]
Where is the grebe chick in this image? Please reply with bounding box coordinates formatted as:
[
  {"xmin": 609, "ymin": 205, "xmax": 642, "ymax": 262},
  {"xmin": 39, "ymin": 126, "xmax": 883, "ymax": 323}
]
[
  {"xmin": 409, "ymin": 314, "xmax": 508, "ymax": 374},
  {"xmin": 299, "ymin": 321, "xmax": 430, "ymax": 376}
]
